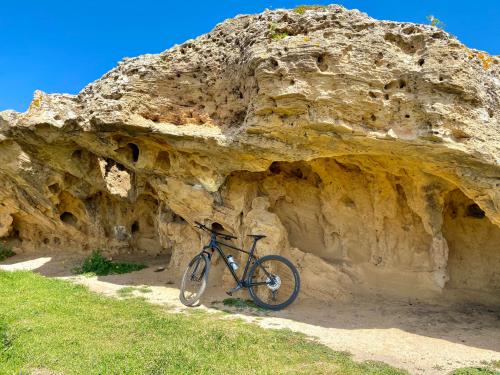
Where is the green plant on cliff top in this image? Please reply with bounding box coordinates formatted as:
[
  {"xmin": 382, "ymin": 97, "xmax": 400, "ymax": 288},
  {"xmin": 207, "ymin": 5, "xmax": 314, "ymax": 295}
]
[
  {"xmin": 294, "ymin": 5, "xmax": 327, "ymax": 14},
  {"xmin": 426, "ymin": 15, "xmax": 445, "ymax": 29}
]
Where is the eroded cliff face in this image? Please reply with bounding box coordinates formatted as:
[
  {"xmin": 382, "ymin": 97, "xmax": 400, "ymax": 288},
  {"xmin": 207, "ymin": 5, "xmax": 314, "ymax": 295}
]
[{"xmin": 0, "ymin": 5, "xmax": 499, "ymax": 303}]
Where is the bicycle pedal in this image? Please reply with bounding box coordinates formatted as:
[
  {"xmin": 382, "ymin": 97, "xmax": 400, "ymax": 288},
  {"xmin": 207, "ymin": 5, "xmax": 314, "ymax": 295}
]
[{"xmin": 226, "ymin": 284, "xmax": 242, "ymax": 296}]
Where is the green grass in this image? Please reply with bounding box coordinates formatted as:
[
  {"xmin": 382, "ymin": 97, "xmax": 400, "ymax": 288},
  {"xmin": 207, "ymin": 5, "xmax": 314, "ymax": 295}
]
[
  {"xmin": 222, "ymin": 297, "xmax": 266, "ymax": 311},
  {"xmin": 0, "ymin": 271, "xmax": 408, "ymax": 375},
  {"xmin": 449, "ymin": 359, "xmax": 500, "ymax": 374},
  {"xmin": 0, "ymin": 242, "xmax": 15, "ymax": 261},
  {"xmin": 73, "ymin": 250, "xmax": 147, "ymax": 276},
  {"xmin": 117, "ymin": 286, "xmax": 136, "ymax": 297},
  {"xmin": 138, "ymin": 286, "xmax": 153, "ymax": 293},
  {"xmin": 451, "ymin": 368, "xmax": 500, "ymax": 375},
  {"xmin": 117, "ymin": 286, "xmax": 153, "ymax": 298}
]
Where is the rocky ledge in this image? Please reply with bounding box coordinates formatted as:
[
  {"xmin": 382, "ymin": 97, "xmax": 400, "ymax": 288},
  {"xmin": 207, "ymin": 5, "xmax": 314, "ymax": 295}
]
[{"xmin": 1, "ymin": 5, "xmax": 499, "ymax": 303}]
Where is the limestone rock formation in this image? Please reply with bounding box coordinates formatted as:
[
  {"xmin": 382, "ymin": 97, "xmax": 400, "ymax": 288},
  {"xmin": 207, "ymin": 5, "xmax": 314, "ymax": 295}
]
[{"xmin": 1, "ymin": 5, "xmax": 499, "ymax": 303}]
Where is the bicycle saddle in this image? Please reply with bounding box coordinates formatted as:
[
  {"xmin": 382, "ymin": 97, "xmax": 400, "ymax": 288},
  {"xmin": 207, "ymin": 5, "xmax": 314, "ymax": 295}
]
[{"xmin": 247, "ymin": 234, "xmax": 267, "ymax": 240}]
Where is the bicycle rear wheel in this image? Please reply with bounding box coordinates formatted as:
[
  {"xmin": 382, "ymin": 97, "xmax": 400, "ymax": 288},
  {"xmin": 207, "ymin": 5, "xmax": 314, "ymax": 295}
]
[
  {"xmin": 179, "ymin": 253, "xmax": 210, "ymax": 306},
  {"xmin": 248, "ymin": 255, "xmax": 300, "ymax": 311}
]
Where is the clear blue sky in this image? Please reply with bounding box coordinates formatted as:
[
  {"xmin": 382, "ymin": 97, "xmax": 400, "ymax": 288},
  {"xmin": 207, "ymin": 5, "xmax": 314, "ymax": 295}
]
[{"xmin": 1, "ymin": 1, "xmax": 498, "ymax": 112}]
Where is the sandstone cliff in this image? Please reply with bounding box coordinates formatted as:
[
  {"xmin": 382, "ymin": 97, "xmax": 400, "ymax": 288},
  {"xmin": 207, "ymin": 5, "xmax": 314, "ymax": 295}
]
[{"xmin": 1, "ymin": 5, "xmax": 499, "ymax": 303}]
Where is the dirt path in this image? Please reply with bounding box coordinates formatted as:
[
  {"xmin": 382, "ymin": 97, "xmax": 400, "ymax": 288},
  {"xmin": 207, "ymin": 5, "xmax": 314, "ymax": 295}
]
[{"xmin": 1, "ymin": 252, "xmax": 499, "ymax": 375}]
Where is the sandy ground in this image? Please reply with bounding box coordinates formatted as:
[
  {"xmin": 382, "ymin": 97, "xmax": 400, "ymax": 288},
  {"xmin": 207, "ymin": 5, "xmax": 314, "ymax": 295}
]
[{"xmin": 1, "ymin": 252, "xmax": 499, "ymax": 375}]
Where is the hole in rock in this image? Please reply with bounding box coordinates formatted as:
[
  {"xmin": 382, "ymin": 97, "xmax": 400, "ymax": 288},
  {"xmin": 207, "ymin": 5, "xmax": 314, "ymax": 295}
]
[
  {"xmin": 399, "ymin": 80, "xmax": 407, "ymax": 89},
  {"xmin": 211, "ymin": 222, "xmax": 225, "ymax": 232},
  {"xmin": 316, "ymin": 54, "xmax": 328, "ymax": 72},
  {"xmin": 43, "ymin": 238, "xmax": 50, "ymax": 245},
  {"xmin": 269, "ymin": 161, "xmax": 281, "ymax": 174},
  {"xmin": 8, "ymin": 217, "xmax": 21, "ymax": 239},
  {"xmin": 465, "ymin": 203, "xmax": 485, "ymax": 219},
  {"xmin": 60, "ymin": 212, "xmax": 78, "ymax": 227},
  {"xmin": 418, "ymin": 58, "xmax": 425, "ymax": 66},
  {"xmin": 128, "ymin": 143, "xmax": 140, "ymax": 162},
  {"xmin": 72, "ymin": 150, "xmax": 83, "ymax": 160},
  {"xmin": 131, "ymin": 221, "xmax": 140, "ymax": 234},
  {"xmin": 48, "ymin": 183, "xmax": 60, "ymax": 194},
  {"xmin": 115, "ymin": 163, "xmax": 126, "ymax": 172}
]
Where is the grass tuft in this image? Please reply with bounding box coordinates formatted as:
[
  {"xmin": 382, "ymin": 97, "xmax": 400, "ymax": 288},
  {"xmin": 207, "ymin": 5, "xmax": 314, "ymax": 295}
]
[
  {"xmin": 117, "ymin": 286, "xmax": 152, "ymax": 298},
  {"xmin": 0, "ymin": 242, "xmax": 15, "ymax": 261},
  {"xmin": 0, "ymin": 321, "xmax": 12, "ymax": 350},
  {"xmin": 73, "ymin": 250, "xmax": 147, "ymax": 276},
  {"xmin": 451, "ymin": 368, "xmax": 499, "ymax": 375},
  {"xmin": 117, "ymin": 286, "xmax": 136, "ymax": 297},
  {"xmin": 222, "ymin": 298, "xmax": 266, "ymax": 311}
]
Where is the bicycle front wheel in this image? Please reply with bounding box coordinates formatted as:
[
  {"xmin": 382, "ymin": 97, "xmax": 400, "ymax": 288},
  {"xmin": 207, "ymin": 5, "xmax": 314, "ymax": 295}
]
[
  {"xmin": 179, "ymin": 253, "xmax": 210, "ymax": 307},
  {"xmin": 248, "ymin": 255, "xmax": 300, "ymax": 311}
]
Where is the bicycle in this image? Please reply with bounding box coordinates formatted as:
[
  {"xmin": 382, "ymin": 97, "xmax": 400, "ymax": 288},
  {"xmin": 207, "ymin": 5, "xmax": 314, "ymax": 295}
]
[{"xmin": 179, "ymin": 221, "xmax": 300, "ymax": 310}]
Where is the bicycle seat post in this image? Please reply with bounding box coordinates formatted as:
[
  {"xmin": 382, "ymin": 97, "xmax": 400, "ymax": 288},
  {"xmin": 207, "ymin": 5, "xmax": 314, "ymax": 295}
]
[
  {"xmin": 210, "ymin": 232, "xmax": 217, "ymax": 248},
  {"xmin": 249, "ymin": 237, "xmax": 258, "ymax": 257}
]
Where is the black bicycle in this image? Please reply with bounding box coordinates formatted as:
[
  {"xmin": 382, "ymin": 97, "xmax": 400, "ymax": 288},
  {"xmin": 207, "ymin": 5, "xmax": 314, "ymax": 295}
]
[{"xmin": 179, "ymin": 221, "xmax": 300, "ymax": 310}]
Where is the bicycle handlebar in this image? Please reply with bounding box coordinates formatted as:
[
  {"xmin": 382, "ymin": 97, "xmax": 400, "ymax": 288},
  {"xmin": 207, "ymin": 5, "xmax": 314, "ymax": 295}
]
[{"xmin": 194, "ymin": 221, "xmax": 237, "ymax": 240}]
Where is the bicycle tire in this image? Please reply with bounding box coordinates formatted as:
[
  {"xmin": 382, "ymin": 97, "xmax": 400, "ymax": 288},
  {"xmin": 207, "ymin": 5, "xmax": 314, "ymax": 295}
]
[
  {"xmin": 248, "ymin": 255, "xmax": 300, "ymax": 311},
  {"xmin": 179, "ymin": 253, "xmax": 210, "ymax": 306}
]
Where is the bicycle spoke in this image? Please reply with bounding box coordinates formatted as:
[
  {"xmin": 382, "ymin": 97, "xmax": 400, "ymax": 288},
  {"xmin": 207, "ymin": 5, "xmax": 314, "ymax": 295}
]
[
  {"xmin": 250, "ymin": 258, "xmax": 296, "ymax": 306},
  {"xmin": 181, "ymin": 255, "xmax": 208, "ymax": 304}
]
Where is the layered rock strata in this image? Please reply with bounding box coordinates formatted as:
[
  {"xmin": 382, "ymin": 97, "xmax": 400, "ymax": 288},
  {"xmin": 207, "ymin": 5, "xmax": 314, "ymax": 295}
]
[{"xmin": 1, "ymin": 5, "xmax": 499, "ymax": 303}]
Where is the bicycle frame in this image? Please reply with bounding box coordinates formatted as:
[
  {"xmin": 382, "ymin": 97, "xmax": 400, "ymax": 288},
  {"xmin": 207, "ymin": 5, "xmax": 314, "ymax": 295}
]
[{"xmin": 200, "ymin": 233, "xmax": 271, "ymax": 288}]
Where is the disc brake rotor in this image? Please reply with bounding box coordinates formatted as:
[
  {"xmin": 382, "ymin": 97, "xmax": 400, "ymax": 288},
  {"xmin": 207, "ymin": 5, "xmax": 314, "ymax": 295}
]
[{"xmin": 266, "ymin": 275, "xmax": 281, "ymax": 291}]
